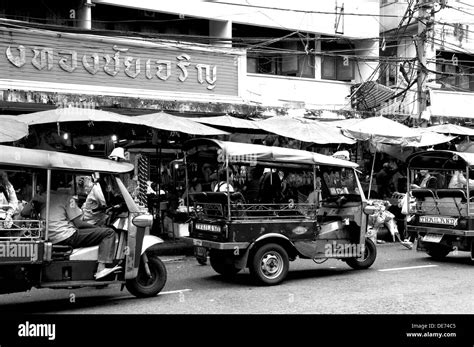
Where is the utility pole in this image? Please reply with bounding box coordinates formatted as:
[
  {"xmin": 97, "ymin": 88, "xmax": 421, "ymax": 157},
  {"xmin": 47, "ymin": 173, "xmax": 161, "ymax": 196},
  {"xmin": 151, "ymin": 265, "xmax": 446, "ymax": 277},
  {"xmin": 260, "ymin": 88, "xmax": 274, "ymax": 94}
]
[{"xmin": 416, "ymin": 0, "xmax": 433, "ymax": 127}]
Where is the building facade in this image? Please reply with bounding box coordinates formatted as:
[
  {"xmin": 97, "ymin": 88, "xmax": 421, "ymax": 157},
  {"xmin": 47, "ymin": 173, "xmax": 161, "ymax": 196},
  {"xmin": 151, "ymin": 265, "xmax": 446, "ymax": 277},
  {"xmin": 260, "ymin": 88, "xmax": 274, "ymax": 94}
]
[
  {"xmin": 378, "ymin": 0, "xmax": 474, "ymax": 123},
  {"xmin": 0, "ymin": 0, "xmax": 379, "ymax": 119}
]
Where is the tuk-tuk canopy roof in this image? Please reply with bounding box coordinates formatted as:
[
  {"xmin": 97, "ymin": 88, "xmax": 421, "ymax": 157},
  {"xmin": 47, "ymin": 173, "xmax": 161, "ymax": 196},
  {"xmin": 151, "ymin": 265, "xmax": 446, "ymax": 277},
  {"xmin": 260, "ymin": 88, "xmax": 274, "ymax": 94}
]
[
  {"xmin": 184, "ymin": 139, "xmax": 358, "ymax": 168},
  {"xmin": 406, "ymin": 150, "xmax": 474, "ymax": 170},
  {"xmin": 0, "ymin": 145, "xmax": 134, "ymax": 173}
]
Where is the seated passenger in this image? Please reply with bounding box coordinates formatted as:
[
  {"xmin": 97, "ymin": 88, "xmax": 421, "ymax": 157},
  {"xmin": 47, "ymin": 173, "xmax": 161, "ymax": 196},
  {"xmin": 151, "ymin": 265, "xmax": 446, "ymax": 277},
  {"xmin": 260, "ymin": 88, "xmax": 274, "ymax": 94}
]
[
  {"xmin": 243, "ymin": 167, "xmax": 264, "ymax": 203},
  {"xmin": 448, "ymin": 170, "xmax": 474, "ymax": 189},
  {"xmin": 213, "ymin": 169, "xmax": 234, "ymax": 192},
  {"xmin": 411, "ymin": 170, "xmax": 437, "ymax": 189}
]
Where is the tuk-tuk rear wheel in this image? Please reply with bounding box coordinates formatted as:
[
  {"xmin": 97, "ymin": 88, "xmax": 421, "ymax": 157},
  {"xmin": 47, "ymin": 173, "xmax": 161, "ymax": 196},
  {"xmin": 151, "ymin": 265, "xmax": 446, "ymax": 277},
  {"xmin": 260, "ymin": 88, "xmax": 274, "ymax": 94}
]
[
  {"xmin": 249, "ymin": 243, "xmax": 289, "ymax": 285},
  {"xmin": 346, "ymin": 238, "xmax": 377, "ymax": 270},
  {"xmin": 125, "ymin": 254, "xmax": 167, "ymax": 298}
]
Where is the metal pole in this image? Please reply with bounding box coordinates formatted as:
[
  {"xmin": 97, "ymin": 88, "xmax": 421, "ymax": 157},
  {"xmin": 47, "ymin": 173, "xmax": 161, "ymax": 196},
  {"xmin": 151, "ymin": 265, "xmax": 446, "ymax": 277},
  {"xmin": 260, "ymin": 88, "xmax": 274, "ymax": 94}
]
[
  {"xmin": 368, "ymin": 150, "xmax": 376, "ymax": 200},
  {"xmin": 226, "ymin": 156, "xmax": 231, "ymax": 220},
  {"xmin": 44, "ymin": 169, "xmax": 51, "ymax": 241},
  {"xmin": 184, "ymin": 154, "xmax": 190, "ymax": 214}
]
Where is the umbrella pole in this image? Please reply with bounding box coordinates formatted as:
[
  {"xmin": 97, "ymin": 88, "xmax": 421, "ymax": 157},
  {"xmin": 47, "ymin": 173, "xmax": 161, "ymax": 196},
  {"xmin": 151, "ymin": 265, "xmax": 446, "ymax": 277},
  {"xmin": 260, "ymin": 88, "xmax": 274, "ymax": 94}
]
[{"xmin": 368, "ymin": 149, "xmax": 376, "ymax": 200}]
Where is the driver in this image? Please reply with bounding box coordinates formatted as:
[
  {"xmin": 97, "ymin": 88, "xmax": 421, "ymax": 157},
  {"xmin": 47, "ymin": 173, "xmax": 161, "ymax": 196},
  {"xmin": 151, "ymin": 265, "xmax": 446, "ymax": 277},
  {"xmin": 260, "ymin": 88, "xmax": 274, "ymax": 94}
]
[
  {"xmin": 0, "ymin": 170, "xmax": 18, "ymax": 229},
  {"xmin": 37, "ymin": 177, "xmax": 119, "ymax": 280}
]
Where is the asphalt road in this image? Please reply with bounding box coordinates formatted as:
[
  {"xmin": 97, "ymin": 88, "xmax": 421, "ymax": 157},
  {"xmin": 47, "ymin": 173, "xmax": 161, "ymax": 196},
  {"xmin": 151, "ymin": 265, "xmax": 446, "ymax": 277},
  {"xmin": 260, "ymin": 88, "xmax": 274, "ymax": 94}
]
[{"xmin": 0, "ymin": 242, "xmax": 472, "ymax": 315}]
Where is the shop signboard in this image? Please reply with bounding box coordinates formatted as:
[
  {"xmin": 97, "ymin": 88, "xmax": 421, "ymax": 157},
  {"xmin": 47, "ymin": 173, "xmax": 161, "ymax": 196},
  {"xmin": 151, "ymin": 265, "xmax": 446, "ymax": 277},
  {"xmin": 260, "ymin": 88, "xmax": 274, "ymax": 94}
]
[{"xmin": 0, "ymin": 27, "xmax": 243, "ymax": 99}]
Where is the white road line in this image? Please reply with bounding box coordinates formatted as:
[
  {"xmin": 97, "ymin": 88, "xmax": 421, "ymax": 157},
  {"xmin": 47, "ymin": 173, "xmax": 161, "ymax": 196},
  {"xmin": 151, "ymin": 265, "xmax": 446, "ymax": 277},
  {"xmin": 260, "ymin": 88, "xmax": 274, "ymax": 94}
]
[
  {"xmin": 378, "ymin": 265, "xmax": 438, "ymax": 272},
  {"xmin": 159, "ymin": 289, "xmax": 192, "ymax": 295}
]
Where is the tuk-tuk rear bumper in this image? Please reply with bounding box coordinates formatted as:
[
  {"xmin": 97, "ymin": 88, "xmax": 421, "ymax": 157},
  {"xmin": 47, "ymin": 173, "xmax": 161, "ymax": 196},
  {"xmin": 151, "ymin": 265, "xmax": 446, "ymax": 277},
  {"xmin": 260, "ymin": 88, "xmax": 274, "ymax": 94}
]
[
  {"xmin": 407, "ymin": 225, "xmax": 474, "ymax": 237},
  {"xmin": 183, "ymin": 237, "xmax": 249, "ymax": 250}
]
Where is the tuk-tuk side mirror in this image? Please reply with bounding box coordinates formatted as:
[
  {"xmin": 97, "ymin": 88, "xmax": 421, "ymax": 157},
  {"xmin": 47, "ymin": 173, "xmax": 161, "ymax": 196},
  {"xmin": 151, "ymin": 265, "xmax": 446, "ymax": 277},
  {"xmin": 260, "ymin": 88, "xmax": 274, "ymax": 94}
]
[
  {"xmin": 363, "ymin": 205, "xmax": 377, "ymax": 215},
  {"xmin": 132, "ymin": 214, "xmax": 153, "ymax": 228}
]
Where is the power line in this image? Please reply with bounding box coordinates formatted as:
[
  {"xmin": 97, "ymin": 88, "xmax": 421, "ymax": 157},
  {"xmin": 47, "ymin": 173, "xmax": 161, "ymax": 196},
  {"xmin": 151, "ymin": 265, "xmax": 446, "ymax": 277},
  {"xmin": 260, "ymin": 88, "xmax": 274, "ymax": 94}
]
[{"xmin": 209, "ymin": 1, "xmax": 402, "ymax": 18}]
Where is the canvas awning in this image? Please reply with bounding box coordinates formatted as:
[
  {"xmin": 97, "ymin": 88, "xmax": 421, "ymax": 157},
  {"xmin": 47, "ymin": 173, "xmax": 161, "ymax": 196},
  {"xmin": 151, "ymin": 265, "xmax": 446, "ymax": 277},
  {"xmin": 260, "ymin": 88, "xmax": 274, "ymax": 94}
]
[
  {"xmin": 351, "ymin": 81, "xmax": 396, "ymax": 111},
  {"xmin": 255, "ymin": 117, "xmax": 355, "ymax": 145},
  {"xmin": 189, "ymin": 115, "xmax": 259, "ymax": 130},
  {"xmin": 184, "ymin": 138, "xmax": 358, "ymax": 168},
  {"xmin": 0, "ymin": 116, "xmax": 28, "ymax": 142}
]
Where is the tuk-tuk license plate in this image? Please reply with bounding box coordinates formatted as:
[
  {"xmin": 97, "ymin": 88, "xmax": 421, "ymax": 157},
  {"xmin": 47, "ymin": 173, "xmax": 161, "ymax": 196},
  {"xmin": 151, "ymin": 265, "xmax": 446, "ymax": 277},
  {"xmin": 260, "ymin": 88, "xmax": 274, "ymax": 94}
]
[
  {"xmin": 195, "ymin": 246, "xmax": 207, "ymax": 257},
  {"xmin": 422, "ymin": 233, "xmax": 443, "ymax": 243}
]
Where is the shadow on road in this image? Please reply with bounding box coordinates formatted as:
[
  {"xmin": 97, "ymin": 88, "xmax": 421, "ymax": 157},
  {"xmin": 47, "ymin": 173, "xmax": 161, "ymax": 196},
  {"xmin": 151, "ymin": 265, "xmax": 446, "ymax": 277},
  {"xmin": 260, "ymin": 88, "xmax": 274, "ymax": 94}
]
[{"xmin": 202, "ymin": 266, "xmax": 360, "ymax": 287}]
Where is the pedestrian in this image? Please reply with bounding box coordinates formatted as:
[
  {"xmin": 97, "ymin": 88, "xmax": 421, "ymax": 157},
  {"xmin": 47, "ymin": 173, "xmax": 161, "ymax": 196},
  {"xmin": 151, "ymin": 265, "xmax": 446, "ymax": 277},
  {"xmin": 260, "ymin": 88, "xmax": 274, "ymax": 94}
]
[{"xmin": 375, "ymin": 163, "xmax": 393, "ymax": 199}]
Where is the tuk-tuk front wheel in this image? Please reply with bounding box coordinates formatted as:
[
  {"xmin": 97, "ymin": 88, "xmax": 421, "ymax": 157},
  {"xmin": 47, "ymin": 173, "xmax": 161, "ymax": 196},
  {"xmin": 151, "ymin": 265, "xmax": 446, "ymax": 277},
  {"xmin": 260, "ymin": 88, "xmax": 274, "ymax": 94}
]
[
  {"xmin": 125, "ymin": 254, "xmax": 167, "ymax": 298},
  {"xmin": 209, "ymin": 250, "xmax": 241, "ymax": 277},
  {"xmin": 346, "ymin": 238, "xmax": 377, "ymax": 270},
  {"xmin": 250, "ymin": 243, "xmax": 289, "ymax": 285}
]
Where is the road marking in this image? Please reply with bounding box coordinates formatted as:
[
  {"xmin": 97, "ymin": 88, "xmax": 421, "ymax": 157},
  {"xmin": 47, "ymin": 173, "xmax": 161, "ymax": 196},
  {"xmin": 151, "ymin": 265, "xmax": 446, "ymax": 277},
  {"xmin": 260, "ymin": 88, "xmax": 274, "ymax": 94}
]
[
  {"xmin": 159, "ymin": 289, "xmax": 192, "ymax": 295},
  {"xmin": 378, "ymin": 265, "xmax": 438, "ymax": 272}
]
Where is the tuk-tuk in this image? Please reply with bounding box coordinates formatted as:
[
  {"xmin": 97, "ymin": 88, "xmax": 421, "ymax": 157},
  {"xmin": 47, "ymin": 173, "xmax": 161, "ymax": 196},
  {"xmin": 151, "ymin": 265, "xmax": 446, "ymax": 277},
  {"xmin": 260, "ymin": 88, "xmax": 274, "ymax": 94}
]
[
  {"xmin": 0, "ymin": 145, "xmax": 167, "ymax": 297},
  {"xmin": 183, "ymin": 139, "xmax": 377, "ymax": 285},
  {"xmin": 406, "ymin": 150, "xmax": 474, "ymax": 261}
]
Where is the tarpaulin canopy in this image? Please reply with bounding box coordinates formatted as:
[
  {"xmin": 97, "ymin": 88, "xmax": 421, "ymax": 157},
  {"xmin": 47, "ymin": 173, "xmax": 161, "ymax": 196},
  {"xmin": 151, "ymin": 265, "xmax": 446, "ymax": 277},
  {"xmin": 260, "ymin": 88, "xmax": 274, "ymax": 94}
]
[
  {"xmin": 134, "ymin": 112, "xmax": 229, "ymax": 135},
  {"xmin": 341, "ymin": 116, "xmax": 421, "ymax": 145},
  {"xmin": 0, "ymin": 116, "xmax": 28, "ymax": 142},
  {"xmin": 189, "ymin": 115, "xmax": 259, "ymax": 130},
  {"xmin": 427, "ymin": 123, "xmax": 474, "ymax": 136},
  {"xmin": 255, "ymin": 116, "xmax": 355, "ymax": 145},
  {"xmin": 16, "ymin": 107, "xmax": 138, "ymax": 125},
  {"xmin": 184, "ymin": 138, "xmax": 358, "ymax": 168}
]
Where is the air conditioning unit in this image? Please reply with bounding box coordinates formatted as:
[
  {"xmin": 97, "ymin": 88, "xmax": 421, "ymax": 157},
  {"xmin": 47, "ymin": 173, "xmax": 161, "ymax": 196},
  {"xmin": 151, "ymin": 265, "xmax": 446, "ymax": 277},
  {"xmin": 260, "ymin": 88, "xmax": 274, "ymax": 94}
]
[{"xmin": 143, "ymin": 10, "xmax": 156, "ymax": 18}]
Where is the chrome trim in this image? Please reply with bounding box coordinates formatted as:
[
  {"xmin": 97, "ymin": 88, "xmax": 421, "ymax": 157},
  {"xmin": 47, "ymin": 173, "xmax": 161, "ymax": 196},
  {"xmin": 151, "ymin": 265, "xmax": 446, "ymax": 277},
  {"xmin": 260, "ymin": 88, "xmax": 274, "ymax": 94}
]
[{"xmin": 183, "ymin": 237, "xmax": 249, "ymax": 250}]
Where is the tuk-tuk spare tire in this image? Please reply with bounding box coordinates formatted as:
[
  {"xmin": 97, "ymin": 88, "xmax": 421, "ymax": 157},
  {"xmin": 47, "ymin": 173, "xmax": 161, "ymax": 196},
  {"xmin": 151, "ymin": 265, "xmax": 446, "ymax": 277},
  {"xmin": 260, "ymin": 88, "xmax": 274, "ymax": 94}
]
[
  {"xmin": 125, "ymin": 254, "xmax": 167, "ymax": 298},
  {"xmin": 345, "ymin": 238, "xmax": 377, "ymax": 270}
]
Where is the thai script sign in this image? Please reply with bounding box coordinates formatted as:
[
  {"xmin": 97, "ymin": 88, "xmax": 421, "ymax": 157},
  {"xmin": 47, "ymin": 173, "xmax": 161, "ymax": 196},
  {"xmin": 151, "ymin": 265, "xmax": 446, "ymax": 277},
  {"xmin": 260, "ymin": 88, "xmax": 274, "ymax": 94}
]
[{"xmin": 0, "ymin": 27, "xmax": 240, "ymax": 96}]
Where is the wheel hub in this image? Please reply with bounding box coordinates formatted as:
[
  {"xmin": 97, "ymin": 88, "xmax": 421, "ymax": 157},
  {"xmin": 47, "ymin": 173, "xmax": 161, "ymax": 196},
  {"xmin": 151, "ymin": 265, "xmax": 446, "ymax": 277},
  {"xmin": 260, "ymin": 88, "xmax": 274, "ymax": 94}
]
[{"xmin": 260, "ymin": 252, "xmax": 283, "ymax": 278}]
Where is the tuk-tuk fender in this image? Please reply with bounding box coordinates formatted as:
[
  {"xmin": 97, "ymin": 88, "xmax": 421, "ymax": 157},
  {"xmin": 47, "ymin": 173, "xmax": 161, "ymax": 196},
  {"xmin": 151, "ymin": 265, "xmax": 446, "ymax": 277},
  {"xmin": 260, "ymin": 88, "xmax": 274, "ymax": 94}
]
[
  {"xmin": 236, "ymin": 233, "xmax": 295, "ymax": 269},
  {"xmin": 141, "ymin": 235, "xmax": 164, "ymax": 255}
]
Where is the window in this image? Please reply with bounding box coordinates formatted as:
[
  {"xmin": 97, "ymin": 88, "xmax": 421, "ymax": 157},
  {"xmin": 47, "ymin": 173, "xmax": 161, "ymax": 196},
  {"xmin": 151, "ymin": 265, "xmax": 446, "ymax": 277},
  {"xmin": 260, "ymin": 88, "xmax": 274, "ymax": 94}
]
[
  {"xmin": 321, "ymin": 56, "xmax": 354, "ymax": 81},
  {"xmin": 436, "ymin": 51, "xmax": 474, "ymax": 91},
  {"xmin": 321, "ymin": 40, "xmax": 355, "ymax": 82},
  {"xmin": 243, "ymin": 30, "xmax": 315, "ymax": 78}
]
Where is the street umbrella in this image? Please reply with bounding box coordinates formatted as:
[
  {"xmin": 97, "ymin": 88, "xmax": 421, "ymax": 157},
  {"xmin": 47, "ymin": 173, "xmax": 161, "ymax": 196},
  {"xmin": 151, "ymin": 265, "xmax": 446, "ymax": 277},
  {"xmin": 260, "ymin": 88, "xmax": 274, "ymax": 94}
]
[
  {"xmin": 341, "ymin": 116, "xmax": 421, "ymax": 146},
  {"xmin": 427, "ymin": 123, "xmax": 474, "ymax": 136},
  {"xmin": 16, "ymin": 107, "xmax": 138, "ymax": 125},
  {"xmin": 134, "ymin": 112, "xmax": 229, "ymax": 135},
  {"xmin": 0, "ymin": 116, "xmax": 29, "ymax": 142},
  {"xmin": 189, "ymin": 115, "xmax": 259, "ymax": 130},
  {"xmin": 340, "ymin": 116, "xmax": 421, "ymax": 199},
  {"xmin": 406, "ymin": 128, "xmax": 456, "ymax": 147},
  {"xmin": 255, "ymin": 116, "xmax": 355, "ymax": 144}
]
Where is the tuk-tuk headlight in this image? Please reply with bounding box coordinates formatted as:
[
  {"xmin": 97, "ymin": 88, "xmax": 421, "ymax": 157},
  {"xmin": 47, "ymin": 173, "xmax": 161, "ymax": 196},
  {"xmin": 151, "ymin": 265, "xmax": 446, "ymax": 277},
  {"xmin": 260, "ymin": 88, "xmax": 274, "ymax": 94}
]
[{"xmin": 132, "ymin": 214, "xmax": 153, "ymax": 228}]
